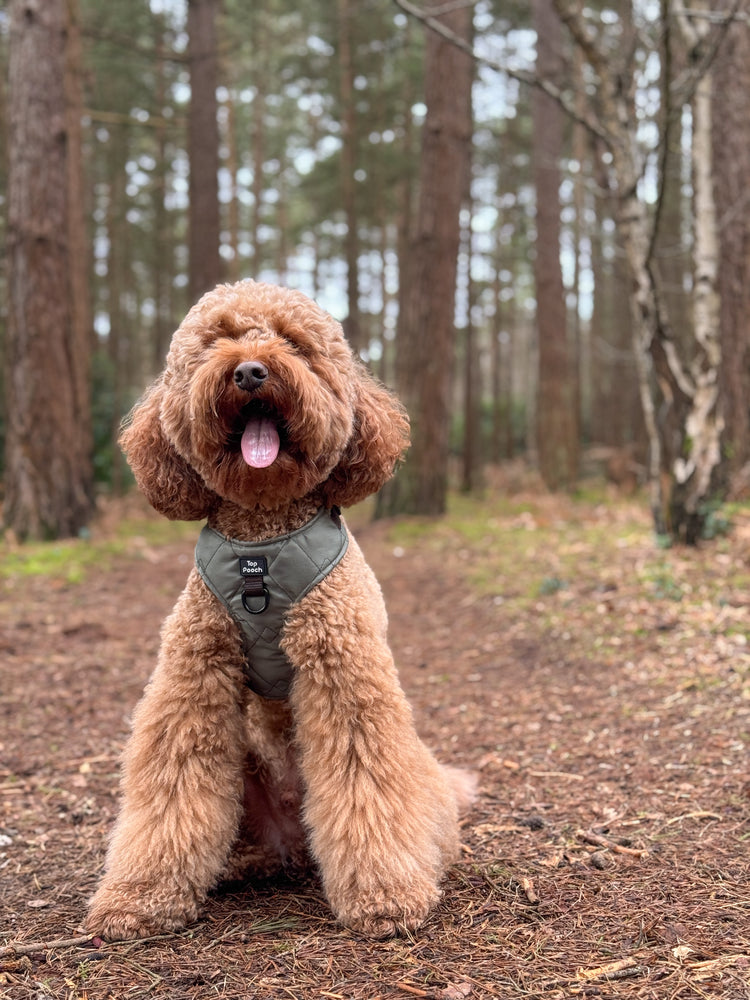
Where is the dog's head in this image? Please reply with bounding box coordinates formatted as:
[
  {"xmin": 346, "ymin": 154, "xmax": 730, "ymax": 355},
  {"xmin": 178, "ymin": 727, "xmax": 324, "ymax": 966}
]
[{"xmin": 120, "ymin": 281, "xmax": 409, "ymax": 518}]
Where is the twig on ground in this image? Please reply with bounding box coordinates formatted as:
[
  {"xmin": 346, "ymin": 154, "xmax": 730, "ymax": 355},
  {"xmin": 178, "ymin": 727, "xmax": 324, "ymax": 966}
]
[
  {"xmin": 520, "ymin": 877, "xmax": 539, "ymax": 904},
  {"xmin": 0, "ymin": 934, "xmax": 93, "ymax": 957},
  {"xmin": 665, "ymin": 811, "xmax": 722, "ymax": 825},
  {"xmin": 576, "ymin": 956, "xmax": 646, "ymax": 981},
  {"xmin": 576, "ymin": 829, "xmax": 649, "ymax": 858}
]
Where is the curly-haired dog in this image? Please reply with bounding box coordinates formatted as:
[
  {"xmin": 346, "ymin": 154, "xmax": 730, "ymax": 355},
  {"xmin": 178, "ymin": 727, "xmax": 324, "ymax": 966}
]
[{"xmin": 87, "ymin": 280, "xmax": 475, "ymax": 940}]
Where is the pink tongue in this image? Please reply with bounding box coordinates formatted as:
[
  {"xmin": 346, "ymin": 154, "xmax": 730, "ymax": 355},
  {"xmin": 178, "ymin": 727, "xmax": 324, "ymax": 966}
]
[{"xmin": 241, "ymin": 417, "xmax": 280, "ymax": 468}]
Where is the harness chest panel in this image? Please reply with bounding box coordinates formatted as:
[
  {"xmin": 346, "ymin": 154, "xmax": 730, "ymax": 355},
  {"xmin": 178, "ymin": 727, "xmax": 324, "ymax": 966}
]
[{"xmin": 195, "ymin": 507, "xmax": 349, "ymax": 699}]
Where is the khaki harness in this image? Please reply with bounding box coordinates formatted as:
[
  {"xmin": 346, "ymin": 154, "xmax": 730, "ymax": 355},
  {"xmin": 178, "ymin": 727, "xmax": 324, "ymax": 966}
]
[{"xmin": 195, "ymin": 507, "xmax": 349, "ymax": 699}]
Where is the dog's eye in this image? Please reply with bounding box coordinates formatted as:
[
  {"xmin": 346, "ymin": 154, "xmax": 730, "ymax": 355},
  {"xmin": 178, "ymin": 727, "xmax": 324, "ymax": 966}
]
[{"xmin": 283, "ymin": 335, "xmax": 314, "ymax": 361}]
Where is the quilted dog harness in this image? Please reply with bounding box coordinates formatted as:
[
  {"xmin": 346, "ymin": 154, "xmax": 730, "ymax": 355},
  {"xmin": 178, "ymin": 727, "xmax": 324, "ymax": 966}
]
[{"xmin": 194, "ymin": 507, "xmax": 349, "ymax": 700}]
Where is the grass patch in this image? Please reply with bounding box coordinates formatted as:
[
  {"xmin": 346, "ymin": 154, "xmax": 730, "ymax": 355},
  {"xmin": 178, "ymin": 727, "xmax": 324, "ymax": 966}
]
[
  {"xmin": 387, "ymin": 488, "xmax": 651, "ymax": 611},
  {"xmin": 0, "ymin": 513, "xmax": 198, "ymax": 584},
  {"xmin": 0, "ymin": 537, "xmax": 127, "ymax": 583},
  {"xmin": 384, "ymin": 489, "xmax": 750, "ymax": 643}
]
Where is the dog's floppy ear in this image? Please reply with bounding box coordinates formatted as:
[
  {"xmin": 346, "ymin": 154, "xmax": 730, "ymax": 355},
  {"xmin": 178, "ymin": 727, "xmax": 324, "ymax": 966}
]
[
  {"xmin": 119, "ymin": 377, "xmax": 216, "ymax": 521},
  {"xmin": 321, "ymin": 366, "xmax": 410, "ymax": 509}
]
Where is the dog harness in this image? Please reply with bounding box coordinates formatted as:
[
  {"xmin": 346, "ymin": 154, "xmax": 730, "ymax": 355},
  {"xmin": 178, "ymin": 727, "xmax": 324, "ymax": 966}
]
[{"xmin": 194, "ymin": 507, "xmax": 349, "ymax": 700}]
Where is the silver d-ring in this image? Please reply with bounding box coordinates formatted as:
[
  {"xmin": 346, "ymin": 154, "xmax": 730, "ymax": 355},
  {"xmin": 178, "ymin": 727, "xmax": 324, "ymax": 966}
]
[{"xmin": 242, "ymin": 587, "xmax": 270, "ymax": 614}]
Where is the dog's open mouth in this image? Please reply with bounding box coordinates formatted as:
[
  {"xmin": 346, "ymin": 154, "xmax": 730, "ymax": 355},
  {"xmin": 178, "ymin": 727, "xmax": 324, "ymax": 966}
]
[{"xmin": 241, "ymin": 414, "xmax": 280, "ymax": 468}]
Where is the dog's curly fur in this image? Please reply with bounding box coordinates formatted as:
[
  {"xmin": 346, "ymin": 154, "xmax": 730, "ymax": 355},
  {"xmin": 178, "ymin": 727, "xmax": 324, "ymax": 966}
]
[{"xmin": 87, "ymin": 280, "xmax": 475, "ymax": 940}]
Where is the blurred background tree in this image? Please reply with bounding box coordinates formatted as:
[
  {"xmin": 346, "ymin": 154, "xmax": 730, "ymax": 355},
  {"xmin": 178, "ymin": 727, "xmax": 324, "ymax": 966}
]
[{"xmin": 0, "ymin": 0, "xmax": 748, "ymax": 542}]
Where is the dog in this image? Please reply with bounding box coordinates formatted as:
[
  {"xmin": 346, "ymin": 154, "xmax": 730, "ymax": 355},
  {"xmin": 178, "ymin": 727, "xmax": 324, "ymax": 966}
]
[{"xmin": 87, "ymin": 280, "xmax": 475, "ymax": 940}]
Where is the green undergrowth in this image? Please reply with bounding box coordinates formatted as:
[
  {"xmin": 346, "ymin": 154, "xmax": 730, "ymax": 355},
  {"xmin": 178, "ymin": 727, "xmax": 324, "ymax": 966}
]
[
  {"xmin": 0, "ymin": 514, "xmax": 197, "ymax": 584},
  {"xmin": 386, "ymin": 488, "xmax": 750, "ymax": 619}
]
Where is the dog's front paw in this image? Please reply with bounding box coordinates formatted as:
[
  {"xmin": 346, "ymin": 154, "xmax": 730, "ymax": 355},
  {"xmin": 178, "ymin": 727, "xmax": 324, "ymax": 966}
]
[
  {"xmin": 334, "ymin": 885, "xmax": 438, "ymax": 940},
  {"xmin": 87, "ymin": 880, "xmax": 199, "ymax": 941},
  {"xmin": 345, "ymin": 903, "xmax": 431, "ymax": 940}
]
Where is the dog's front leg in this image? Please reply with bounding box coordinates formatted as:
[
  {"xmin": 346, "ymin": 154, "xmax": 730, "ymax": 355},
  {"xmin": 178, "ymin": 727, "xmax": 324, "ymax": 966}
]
[
  {"xmin": 87, "ymin": 571, "xmax": 248, "ymax": 940},
  {"xmin": 283, "ymin": 539, "xmax": 464, "ymax": 939}
]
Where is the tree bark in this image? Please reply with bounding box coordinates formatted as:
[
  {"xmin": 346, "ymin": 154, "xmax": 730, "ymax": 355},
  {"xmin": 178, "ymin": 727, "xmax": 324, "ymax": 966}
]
[
  {"xmin": 672, "ymin": 2, "xmax": 723, "ymax": 540},
  {"xmin": 337, "ymin": 0, "xmax": 362, "ymax": 355},
  {"xmin": 187, "ymin": 0, "xmax": 222, "ymax": 300},
  {"xmin": 381, "ymin": 0, "xmax": 473, "ymax": 516},
  {"xmin": 712, "ymin": 6, "xmax": 750, "ymax": 496},
  {"xmin": 4, "ymin": 0, "xmax": 94, "ymax": 540},
  {"xmin": 533, "ymin": 0, "xmax": 579, "ymax": 490}
]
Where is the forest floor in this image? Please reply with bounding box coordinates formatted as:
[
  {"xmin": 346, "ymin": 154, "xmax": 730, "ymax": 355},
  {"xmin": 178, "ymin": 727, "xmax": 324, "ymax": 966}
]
[{"xmin": 1, "ymin": 466, "xmax": 749, "ymax": 1000}]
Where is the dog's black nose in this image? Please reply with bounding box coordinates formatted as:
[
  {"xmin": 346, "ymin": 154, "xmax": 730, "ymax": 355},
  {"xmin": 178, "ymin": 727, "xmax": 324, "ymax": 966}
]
[{"xmin": 234, "ymin": 361, "xmax": 269, "ymax": 392}]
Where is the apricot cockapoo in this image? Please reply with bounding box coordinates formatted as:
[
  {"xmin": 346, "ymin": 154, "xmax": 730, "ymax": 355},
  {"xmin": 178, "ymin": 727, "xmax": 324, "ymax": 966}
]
[{"xmin": 87, "ymin": 280, "xmax": 475, "ymax": 940}]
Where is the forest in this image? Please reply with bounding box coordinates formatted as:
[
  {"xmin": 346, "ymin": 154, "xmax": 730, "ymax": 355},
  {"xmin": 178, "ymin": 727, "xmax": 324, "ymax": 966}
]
[
  {"xmin": 2, "ymin": 4, "xmax": 750, "ymax": 999},
  {"xmin": 1, "ymin": 0, "xmax": 748, "ymax": 542}
]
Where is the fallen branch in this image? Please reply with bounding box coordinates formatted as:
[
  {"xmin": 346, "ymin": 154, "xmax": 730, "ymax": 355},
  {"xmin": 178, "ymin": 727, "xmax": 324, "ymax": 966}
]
[
  {"xmin": 576, "ymin": 829, "xmax": 649, "ymax": 858},
  {"xmin": 576, "ymin": 956, "xmax": 645, "ymax": 981},
  {"xmin": 0, "ymin": 927, "xmax": 187, "ymax": 958},
  {"xmin": 396, "ymin": 984, "xmax": 430, "ymax": 997},
  {"xmin": 0, "ymin": 934, "xmax": 93, "ymax": 958}
]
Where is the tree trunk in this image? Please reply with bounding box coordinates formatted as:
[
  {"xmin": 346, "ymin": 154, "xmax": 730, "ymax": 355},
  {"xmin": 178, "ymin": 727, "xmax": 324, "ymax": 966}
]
[
  {"xmin": 533, "ymin": 0, "xmax": 579, "ymax": 490},
  {"xmin": 394, "ymin": 18, "xmax": 416, "ymax": 364},
  {"xmin": 187, "ymin": 0, "xmax": 221, "ymax": 300},
  {"xmin": 249, "ymin": 7, "xmax": 267, "ymax": 275},
  {"xmin": 337, "ymin": 0, "xmax": 362, "ymax": 355},
  {"xmin": 4, "ymin": 0, "xmax": 94, "ymax": 539},
  {"xmin": 713, "ymin": 8, "xmax": 750, "ymax": 497},
  {"xmin": 379, "ymin": 0, "xmax": 473, "ymax": 517},
  {"xmin": 671, "ymin": 3, "xmax": 723, "ymax": 540},
  {"xmin": 152, "ymin": 14, "xmax": 173, "ymax": 370},
  {"xmin": 460, "ymin": 154, "xmax": 482, "ymax": 493},
  {"xmin": 106, "ymin": 125, "xmax": 130, "ymax": 496},
  {"xmin": 554, "ymin": 0, "xmax": 728, "ymax": 543}
]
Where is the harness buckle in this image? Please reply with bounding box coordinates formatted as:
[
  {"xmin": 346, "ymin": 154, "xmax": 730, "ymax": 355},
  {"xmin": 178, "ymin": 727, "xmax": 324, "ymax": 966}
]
[{"xmin": 239, "ymin": 556, "xmax": 270, "ymax": 614}]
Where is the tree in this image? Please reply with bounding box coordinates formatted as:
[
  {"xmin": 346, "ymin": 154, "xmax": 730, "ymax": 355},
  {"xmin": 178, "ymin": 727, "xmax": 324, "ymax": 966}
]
[
  {"xmin": 712, "ymin": 4, "xmax": 750, "ymax": 496},
  {"xmin": 397, "ymin": 0, "xmax": 742, "ymax": 541},
  {"xmin": 532, "ymin": 0, "xmax": 578, "ymax": 490},
  {"xmin": 4, "ymin": 0, "xmax": 94, "ymax": 540},
  {"xmin": 336, "ymin": 0, "xmax": 363, "ymax": 354},
  {"xmin": 187, "ymin": 0, "xmax": 222, "ymax": 300},
  {"xmin": 381, "ymin": 0, "xmax": 473, "ymax": 516}
]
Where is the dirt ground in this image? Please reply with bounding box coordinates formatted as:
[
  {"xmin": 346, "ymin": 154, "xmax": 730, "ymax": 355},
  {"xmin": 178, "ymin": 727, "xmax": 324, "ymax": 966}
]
[{"xmin": 1, "ymin": 480, "xmax": 749, "ymax": 999}]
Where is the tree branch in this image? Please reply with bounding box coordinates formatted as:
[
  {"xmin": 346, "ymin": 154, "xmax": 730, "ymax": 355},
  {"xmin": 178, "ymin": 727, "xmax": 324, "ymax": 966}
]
[
  {"xmin": 671, "ymin": 0, "xmax": 746, "ymax": 107},
  {"xmin": 551, "ymin": 0, "xmax": 608, "ymax": 80},
  {"xmin": 393, "ymin": 0, "xmax": 613, "ymax": 145}
]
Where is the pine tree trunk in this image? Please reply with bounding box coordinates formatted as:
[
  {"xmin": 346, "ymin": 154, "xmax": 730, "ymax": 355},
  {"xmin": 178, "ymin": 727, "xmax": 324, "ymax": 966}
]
[
  {"xmin": 187, "ymin": 0, "xmax": 221, "ymax": 300},
  {"xmin": 337, "ymin": 0, "xmax": 362, "ymax": 354},
  {"xmin": 249, "ymin": 7, "xmax": 267, "ymax": 275},
  {"xmin": 106, "ymin": 126, "xmax": 130, "ymax": 496},
  {"xmin": 713, "ymin": 12, "xmax": 750, "ymax": 496},
  {"xmin": 380, "ymin": 0, "xmax": 473, "ymax": 516},
  {"xmin": 152, "ymin": 14, "xmax": 173, "ymax": 370},
  {"xmin": 4, "ymin": 0, "xmax": 94, "ymax": 539},
  {"xmin": 533, "ymin": 0, "xmax": 579, "ymax": 490},
  {"xmin": 461, "ymin": 164, "xmax": 481, "ymax": 493}
]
